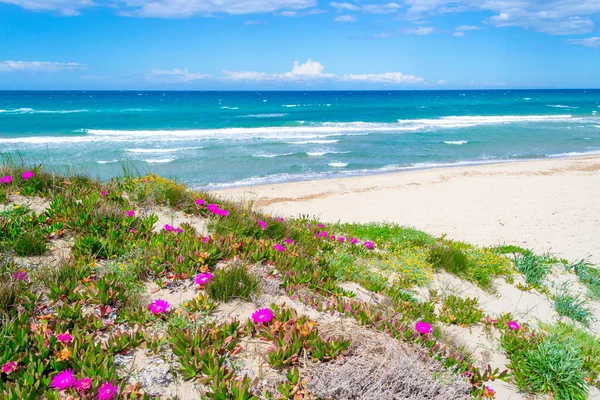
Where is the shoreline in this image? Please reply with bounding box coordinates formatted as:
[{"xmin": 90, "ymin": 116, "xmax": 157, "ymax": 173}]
[{"xmin": 216, "ymin": 154, "xmax": 600, "ymax": 264}]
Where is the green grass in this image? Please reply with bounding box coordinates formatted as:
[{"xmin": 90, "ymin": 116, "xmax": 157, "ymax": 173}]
[
  {"xmin": 206, "ymin": 263, "xmax": 261, "ymax": 302},
  {"xmin": 334, "ymin": 222, "xmax": 436, "ymax": 250},
  {"xmin": 513, "ymin": 253, "xmax": 554, "ymax": 287},
  {"xmin": 494, "ymin": 244, "xmax": 532, "ymax": 256},
  {"xmin": 553, "ymin": 283, "xmax": 595, "ymax": 326},
  {"xmin": 565, "ymin": 259, "xmax": 600, "ymax": 300}
]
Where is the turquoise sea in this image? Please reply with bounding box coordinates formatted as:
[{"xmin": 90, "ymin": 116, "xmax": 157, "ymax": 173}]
[{"xmin": 1, "ymin": 90, "xmax": 599, "ymax": 189}]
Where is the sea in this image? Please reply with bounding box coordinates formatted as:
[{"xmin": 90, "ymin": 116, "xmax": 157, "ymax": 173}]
[{"xmin": 1, "ymin": 90, "xmax": 599, "ymax": 189}]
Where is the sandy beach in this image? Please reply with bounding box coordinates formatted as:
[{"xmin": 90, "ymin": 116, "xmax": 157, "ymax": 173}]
[{"xmin": 217, "ymin": 155, "xmax": 600, "ymax": 265}]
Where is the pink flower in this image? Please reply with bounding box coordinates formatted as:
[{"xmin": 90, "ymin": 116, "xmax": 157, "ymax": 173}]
[
  {"xmin": 176, "ymin": 254, "xmax": 185, "ymax": 263},
  {"xmin": 415, "ymin": 321, "xmax": 432, "ymax": 334},
  {"xmin": 56, "ymin": 332, "xmax": 73, "ymax": 345},
  {"xmin": 508, "ymin": 321, "xmax": 520, "ymax": 331},
  {"xmin": 1, "ymin": 361, "xmax": 17, "ymax": 374},
  {"xmin": 218, "ymin": 209, "xmax": 229, "ymax": 217},
  {"xmin": 100, "ymin": 190, "xmax": 108, "ymax": 197},
  {"xmin": 276, "ymin": 217, "xmax": 285, "ymax": 222},
  {"xmin": 148, "ymin": 299, "xmax": 170, "ymax": 315},
  {"xmin": 273, "ymin": 244, "xmax": 285, "ymax": 252},
  {"xmin": 258, "ymin": 220, "xmax": 267, "ymax": 230},
  {"xmin": 126, "ymin": 210, "xmax": 135, "ymax": 217},
  {"xmin": 74, "ymin": 377, "xmax": 93, "ymax": 392},
  {"xmin": 284, "ymin": 238, "xmax": 295, "ymax": 245},
  {"xmin": 96, "ymin": 381, "xmax": 119, "ymax": 400},
  {"xmin": 338, "ymin": 237, "xmax": 346, "ymax": 243},
  {"xmin": 251, "ymin": 308, "xmax": 274, "ymax": 324},
  {"xmin": 330, "ymin": 235, "xmax": 336, "ymax": 241},
  {"xmin": 201, "ymin": 236, "xmax": 210, "ymax": 243},
  {"xmin": 317, "ymin": 223, "xmax": 325, "ymax": 228},
  {"xmin": 21, "ymin": 171, "xmax": 34, "ymax": 180},
  {"xmin": 195, "ymin": 198, "xmax": 205, "ymax": 206},
  {"xmin": 349, "ymin": 237, "xmax": 359, "ymax": 244},
  {"xmin": 0, "ymin": 176, "xmax": 12, "ymax": 184},
  {"xmin": 13, "ymin": 271, "xmax": 28, "ymax": 281},
  {"xmin": 164, "ymin": 224, "xmax": 174, "ymax": 232},
  {"xmin": 207, "ymin": 204, "xmax": 219, "ymax": 212},
  {"xmin": 363, "ymin": 241, "xmax": 374, "ymax": 249},
  {"xmin": 195, "ymin": 272, "xmax": 214, "ymax": 285},
  {"xmin": 50, "ymin": 369, "xmax": 76, "ymax": 390}
]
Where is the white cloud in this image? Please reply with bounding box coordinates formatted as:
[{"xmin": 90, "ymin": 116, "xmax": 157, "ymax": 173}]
[
  {"xmin": 403, "ymin": 26, "xmax": 435, "ymax": 35},
  {"xmin": 455, "ymin": 24, "xmax": 479, "ymax": 31},
  {"xmin": 564, "ymin": 36, "xmax": 600, "ymax": 48},
  {"xmin": 329, "ymin": 1, "xmax": 359, "ymax": 11},
  {"xmin": 0, "ymin": 60, "xmax": 87, "ymax": 72},
  {"xmin": 335, "ymin": 14, "xmax": 356, "ymax": 22},
  {"xmin": 0, "ymin": 0, "xmax": 93, "ymax": 15},
  {"xmin": 146, "ymin": 68, "xmax": 211, "ymax": 82},
  {"xmin": 453, "ymin": 31, "xmax": 465, "ymax": 37},
  {"xmin": 278, "ymin": 10, "xmax": 298, "ymax": 16},
  {"xmin": 341, "ymin": 72, "xmax": 424, "ymax": 84},
  {"xmin": 437, "ymin": 79, "xmax": 446, "ymax": 84},
  {"xmin": 244, "ymin": 20, "xmax": 267, "ymax": 25},
  {"xmin": 361, "ymin": 2, "xmax": 402, "ymax": 14}
]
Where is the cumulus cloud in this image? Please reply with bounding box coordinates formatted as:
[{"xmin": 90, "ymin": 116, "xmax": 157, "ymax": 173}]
[
  {"xmin": 244, "ymin": 20, "xmax": 267, "ymax": 25},
  {"xmin": 453, "ymin": 31, "xmax": 465, "ymax": 37},
  {"xmin": 0, "ymin": 0, "xmax": 93, "ymax": 16},
  {"xmin": 340, "ymin": 72, "xmax": 424, "ymax": 84},
  {"xmin": 455, "ymin": 24, "xmax": 479, "ymax": 31},
  {"xmin": 403, "ymin": 26, "xmax": 435, "ymax": 35},
  {"xmin": 335, "ymin": 14, "xmax": 356, "ymax": 22},
  {"xmin": 361, "ymin": 2, "xmax": 402, "ymax": 14},
  {"xmin": 146, "ymin": 68, "xmax": 211, "ymax": 82},
  {"xmin": 329, "ymin": 2, "xmax": 359, "ymax": 11},
  {"xmin": 564, "ymin": 36, "xmax": 600, "ymax": 48},
  {"xmin": 0, "ymin": 60, "xmax": 87, "ymax": 72}
]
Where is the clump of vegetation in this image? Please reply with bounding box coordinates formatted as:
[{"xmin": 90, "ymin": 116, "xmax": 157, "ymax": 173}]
[
  {"xmin": 553, "ymin": 283, "xmax": 595, "ymax": 326},
  {"xmin": 565, "ymin": 259, "xmax": 600, "ymax": 299},
  {"xmin": 206, "ymin": 263, "xmax": 260, "ymax": 302},
  {"xmin": 438, "ymin": 295, "xmax": 484, "ymax": 326},
  {"xmin": 366, "ymin": 246, "xmax": 434, "ymax": 288},
  {"xmin": 514, "ymin": 252, "xmax": 554, "ymax": 287}
]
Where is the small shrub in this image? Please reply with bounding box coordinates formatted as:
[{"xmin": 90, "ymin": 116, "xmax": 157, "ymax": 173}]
[
  {"xmin": 206, "ymin": 263, "xmax": 260, "ymax": 302},
  {"xmin": 566, "ymin": 259, "xmax": 600, "ymax": 300},
  {"xmin": 366, "ymin": 246, "xmax": 434, "ymax": 288},
  {"xmin": 553, "ymin": 283, "xmax": 594, "ymax": 326},
  {"xmin": 429, "ymin": 242, "xmax": 470, "ymax": 276},
  {"xmin": 514, "ymin": 253, "xmax": 552, "ymax": 287},
  {"xmin": 13, "ymin": 230, "xmax": 47, "ymax": 256},
  {"xmin": 438, "ymin": 295, "xmax": 484, "ymax": 326}
]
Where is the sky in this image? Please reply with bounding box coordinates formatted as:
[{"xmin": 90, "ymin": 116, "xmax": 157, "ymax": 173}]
[{"xmin": 0, "ymin": 0, "xmax": 599, "ymax": 90}]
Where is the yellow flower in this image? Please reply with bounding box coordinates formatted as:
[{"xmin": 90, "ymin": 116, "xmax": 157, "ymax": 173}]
[{"xmin": 14, "ymin": 191, "xmax": 20, "ymax": 195}]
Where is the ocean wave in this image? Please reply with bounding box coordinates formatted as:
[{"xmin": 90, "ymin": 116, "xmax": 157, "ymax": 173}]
[
  {"xmin": 328, "ymin": 162, "xmax": 348, "ymax": 168},
  {"xmin": 546, "ymin": 149, "xmax": 600, "ymax": 158},
  {"xmin": 523, "ymin": 98, "xmax": 531, "ymax": 100},
  {"xmin": 221, "ymin": 106, "xmax": 239, "ymax": 110},
  {"xmin": 144, "ymin": 158, "xmax": 175, "ymax": 163},
  {"xmin": 287, "ymin": 140, "xmax": 340, "ymax": 145},
  {"xmin": 252, "ymin": 152, "xmax": 295, "ymax": 158},
  {"xmin": 547, "ymin": 105, "xmax": 577, "ymax": 109},
  {"xmin": 243, "ymin": 113, "xmax": 289, "ymax": 118},
  {"xmin": 396, "ymin": 114, "xmax": 574, "ymax": 128},
  {"xmin": 307, "ymin": 150, "xmax": 350, "ymax": 157},
  {"xmin": 96, "ymin": 160, "xmax": 119, "ymax": 164},
  {"xmin": 0, "ymin": 108, "xmax": 89, "ymax": 114},
  {"xmin": 443, "ymin": 140, "xmax": 468, "ymax": 145},
  {"xmin": 125, "ymin": 147, "xmax": 203, "ymax": 153},
  {"xmin": 282, "ymin": 104, "xmax": 298, "ymax": 108}
]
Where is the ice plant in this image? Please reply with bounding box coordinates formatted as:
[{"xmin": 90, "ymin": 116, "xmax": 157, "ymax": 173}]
[
  {"xmin": 126, "ymin": 210, "xmax": 135, "ymax": 217},
  {"xmin": 13, "ymin": 270, "xmax": 28, "ymax": 281},
  {"xmin": 251, "ymin": 308, "xmax": 274, "ymax": 324},
  {"xmin": 363, "ymin": 241, "xmax": 374, "ymax": 249},
  {"xmin": 96, "ymin": 381, "xmax": 119, "ymax": 400},
  {"xmin": 258, "ymin": 220, "xmax": 267, "ymax": 230},
  {"xmin": 349, "ymin": 237, "xmax": 359, "ymax": 244},
  {"xmin": 218, "ymin": 209, "xmax": 229, "ymax": 217},
  {"xmin": 148, "ymin": 299, "xmax": 170, "ymax": 315},
  {"xmin": 74, "ymin": 377, "xmax": 93, "ymax": 392},
  {"xmin": 195, "ymin": 198, "xmax": 205, "ymax": 206},
  {"xmin": 201, "ymin": 236, "xmax": 210, "ymax": 243},
  {"xmin": 284, "ymin": 238, "xmax": 295, "ymax": 245},
  {"xmin": 317, "ymin": 223, "xmax": 325, "ymax": 228},
  {"xmin": 100, "ymin": 190, "xmax": 108, "ymax": 197},
  {"xmin": 415, "ymin": 321, "xmax": 432, "ymax": 334},
  {"xmin": 50, "ymin": 369, "xmax": 76, "ymax": 390},
  {"xmin": 273, "ymin": 244, "xmax": 285, "ymax": 252},
  {"xmin": 338, "ymin": 236, "xmax": 346, "ymax": 243},
  {"xmin": 56, "ymin": 332, "xmax": 73, "ymax": 345},
  {"xmin": 195, "ymin": 272, "xmax": 214, "ymax": 285},
  {"xmin": 0, "ymin": 175, "xmax": 12, "ymax": 184},
  {"xmin": 21, "ymin": 171, "xmax": 34, "ymax": 180},
  {"xmin": 1, "ymin": 361, "xmax": 17, "ymax": 374},
  {"xmin": 483, "ymin": 385, "xmax": 496, "ymax": 398},
  {"xmin": 508, "ymin": 321, "xmax": 520, "ymax": 331}
]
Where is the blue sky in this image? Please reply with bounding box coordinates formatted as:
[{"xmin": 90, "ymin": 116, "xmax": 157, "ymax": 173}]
[{"xmin": 0, "ymin": 0, "xmax": 599, "ymax": 89}]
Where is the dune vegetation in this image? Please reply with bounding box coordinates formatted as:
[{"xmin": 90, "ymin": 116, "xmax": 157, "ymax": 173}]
[{"xmin": 1, "ymin": 162, "xmax": 599, "ymax": 400}]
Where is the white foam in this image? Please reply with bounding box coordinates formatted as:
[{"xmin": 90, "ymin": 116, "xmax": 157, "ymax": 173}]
[
  {"xmin": 546, "ymin": 150, "xmax": 600, "ymax": 158},
  {"xmin": 307, "ymin": 150, "xmax": 349, "ymax": 156},
  {"xmin": 96, "ymin": 160, "xmax": 119, "ymax": 164},
  {"xmin": 243, "ymin": 113, "xmax": 288, "ymax": 118},
  {"xmin": 125, "ymin": 147, "xmax": 202, "ymax": 153},
  {"xmin": 144, "ymin": 158, "xmax": 175, "ymax": 163},
  {"xmin": 328, "ymin": 162, "xmax": 348, "ymax": 168},
  {"xmin": 287, "ymin": 140, "xmax": 340, "ymax": 145},
  {"xmin": 282, "ymin": 104, "xmax": 298, "ymax": 107},
  {"xmin": 444, "ymin": 140, "xmax": 468, "ymax": 145},
  {"xmin": 220, "ymin": 106, "xmax": 239, "ymax": 110},
  {"xmin": 0, "ymin": 108, "xmax": 89, "ymax": 114},
  {"xmin": 252, "ymin": 152, "xmax": 295, "ymax": 158},
  {"xmin": 523, "ymin": 98, "xmax": 531, "ymax": 100},
  {"xmin": 547, "ymin": 105, "xmax": 577, "ymax": 109},
  {"xmin": 397, "ymin": 114, "xmax": 573, "ymax": 128}
]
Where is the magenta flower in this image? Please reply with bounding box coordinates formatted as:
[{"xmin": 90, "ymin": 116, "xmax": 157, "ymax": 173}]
[
  {"xmin": 201, "ymin": 236, "xmax": 210, "ymax": 243},
  {"xmin": 126, "ymin": 210, "xmax": 135, "ymax": 217},
  {"xmin": 273, "ymin": 244, "xmax": 285, "ymax": 252},
  {"xmin": 284, "ymin": 238, "xmax": 295, "ymax": 245},
  {"xmin": 349, "ymin": 237, "xmax": 359, "ymax": 244},
  {"xmin": 1, "ymin": 361, "xmax": 17, "ymax": 374},
  {"xmin": 164, "ymin": 224, "xmax": 174, "ymax": 232},
  {"xmin": 508, "ymin": 321, "xmax": 520, "ymax": 331},
  {"xmin": 330, "ymin": 235, "xmax": 336, "ymax": 240},
  {"xmin": 148, "ymin": 299, "xmax": 170, "ymax": 315},
  {"xmin": 56, "ymin": 332, "xmax": 73, "ymax": 345},
  {"xmin": 100, "ymin": 190, "xmax": 108, "ymax": 197},
  {"xmin": 317, "ymin": 223, "xmax": 325, "ymax": 228},
  {"xmin": 50, "ymin": 369, "xmax": 76, "ymax": 390},
  {"xmin": 13, "ymin": 271, "xmax": 28, "ymax": 281},
  {"xmin": 0, "ymin": 176, "xmax": 12, "ymax": 184},
  {"xmin": 338, "ymin": 237, "xmax": 346, "ymax": 243},
  {"xmin": 74, "ymin": 377, "xmax": 93, "ymax": 392},
  {"xmin": 415, "ymin": 321, "xmax": 432, "ymax": 334},
  {"xmin": 195, "ymin": 198, "xmax": 205, "ymax": 206},
  {"xmin": 276, "ymin": 217, "xmax": 285, "ymax": 222},
  {"xmin": 195, "ymin": 272, "xmax": 214, "ymax": 285},
  {"xmin": 218, "ymin": 209, "xmax": 229, "ymax": 217},
  {"xmin": 175, "ymin": 227, "xmax": 184, "ymax": 233},
  {"xmin": 21, "ymin": 171, "xmax": 34, "ymax": 180},
  {"xmin": 207, "ymin": 203, "xmax": 218, "ymax": 212},
  {"xmin": 251, "ymin": 308, "xmax": 274, "ymax": 324},
  {"xmin": 363, "ymin": 241, "xmax": 374, "ymax": 249},
  {"xmin": 96, "ymin": 381, "xmax": 119, "ymax": 400},
  {"xmin": 258, "ymin": 220, "xmax": 267, "ymax": 230}
]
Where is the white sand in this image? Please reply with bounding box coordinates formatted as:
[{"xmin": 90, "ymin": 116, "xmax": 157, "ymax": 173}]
[{"xmin": 216, "ymin": 155, "xmax": 600, "ymax": 264}]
